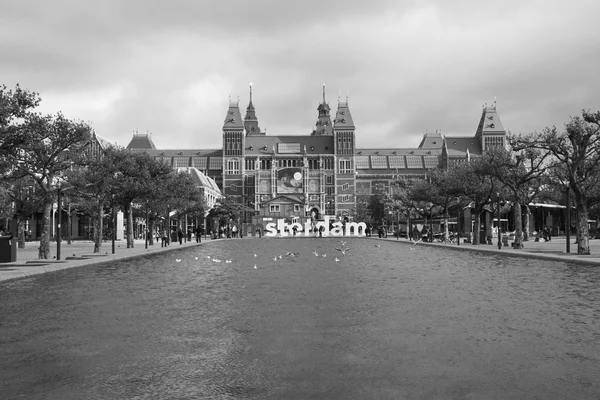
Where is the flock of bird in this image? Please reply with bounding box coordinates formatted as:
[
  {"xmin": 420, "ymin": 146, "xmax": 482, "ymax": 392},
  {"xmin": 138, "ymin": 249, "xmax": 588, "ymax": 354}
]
[
  {"xmin": 170, "ymin": 239, "xmax": 399, "ymax": 268},
  {"xmin": 172, "ymin": 238, "xmax": 422, "ymax": 265}
]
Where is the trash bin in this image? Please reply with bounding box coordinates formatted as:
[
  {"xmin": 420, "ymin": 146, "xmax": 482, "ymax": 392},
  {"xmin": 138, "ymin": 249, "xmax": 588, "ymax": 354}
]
[{"xmin": 0, "ymin": 235, "xmax": 17, "ymax": 263}]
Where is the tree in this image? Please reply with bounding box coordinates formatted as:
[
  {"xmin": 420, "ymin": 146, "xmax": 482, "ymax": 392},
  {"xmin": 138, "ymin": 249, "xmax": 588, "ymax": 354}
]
[
  {"xmin": 4, "ymin": 178, "xmax": 45, "ymax": 248},
  {"xmin": 154, "ymin": 169, "xmax": 206, "ymax": 240},
  {"xmin": 65, "ymin": 145, "xmax": 130, "ymax": 252},
  {"xmin": 483, "ymin": 136, "xmax": 550, "ymax": 249},
  {"xmin": 352, "ymin": 195, "xmax": 373, "ymax": 224},
  {"xmin": 1, "ymin": 97, "xmax": 92, "ymax": 258},
  {"xmin": 113, "ymin": 151, "xmax": 174, "ymax": 248},
  {"xmin": 447, "ymin": 160, "xmax": 502, "ymax": 245},
  {"xmin": 207, "ymin": 196, "xmax": 243, "ymax": 229},
  {"xmin": 522, "ymin": 111, "xmax": 600, "ymax": 254}
]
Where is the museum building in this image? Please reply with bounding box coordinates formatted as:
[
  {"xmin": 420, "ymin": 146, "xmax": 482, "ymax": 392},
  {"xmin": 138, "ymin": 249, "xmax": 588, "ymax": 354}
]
[{"xmin": 126, "ymin": 85, "xmax": 508, "ymax": 228}]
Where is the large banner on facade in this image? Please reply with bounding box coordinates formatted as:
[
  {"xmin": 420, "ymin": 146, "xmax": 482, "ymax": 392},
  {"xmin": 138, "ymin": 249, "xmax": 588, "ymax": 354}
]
[{"xmin": 277, "ymin": 167, "xmax": 303, "ymax": 193}]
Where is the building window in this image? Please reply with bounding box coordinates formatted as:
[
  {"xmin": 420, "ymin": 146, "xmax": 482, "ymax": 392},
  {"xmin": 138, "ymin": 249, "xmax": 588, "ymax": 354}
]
[
  {"xmin": 323, "ymin": 158, "xmax": 334, "ymax": 170},
  {"xmin": 278, "ymin": 143, "xmax": 301, "ymax": 154},
  {"xmin": 326, "ymin": 175, "xmax": 333, "ymax": 184},
  {"xmin": 191, "ymin": 156, "xmax": 207, "ymax": 169},
  {"xmin": 484, "ymin": 136, "xmax": 504, "ymax": 150},
  {"xmin": 370, "ymin": 156, "xmax": 388, "ymax": 169},
  {"xmin": 355, "ymin": 155, "xmax": 370, "ymax": 169},
  {"xmin": 226, "ymin": 159, "xmax": 240, "ymax": 174},
  {"xmin": 326, "ymin": 187, "xmax": 334, "ymax": 195},
  {"xmin": 339, "ymin": 159, "xmax": 352, "ymax": 174},
  {"xmin": 309, "ymin": 194, "xmax": 319, "ymax": 201},
  {"xmin": 230, "ymin": 184, "xmax": 238, "ymax": 192},
  {"xmin": 294, "ymin": 204, "xmax": 300, "ymax": 212},
  {"xmin": 245, "ymin": 158, "xmax": 255, "ymax": 170},
  {"xmin": 270, "ymin": 205, "xmax": 280, "ymax": 212},
  {"xmin": 341, "ymin": 195, "xmax": 349, "ymax": 202},
  {"xmin": 388, "ymin": 156, "xmax": 405, "ymax": 169},
  {"xmin": 423, "ymin": 156, "xmax": 439, "ymax": 169},
  {"xmin": 405, "ymin": 156, "xmax": 423, "ymax": 169},
  {"xmin": 260, "ymin": 159, "xmax": 271, "ymax": 169},
  {"xmin": 341, "ymin": 183, "xmax": 349, "ymax": 191},
  {"xmin": 174, "ymin": 156, "xmax": 190, "ymax": 168},
  {"xmin": 208, "ymin": 157, "xmax": 223, "ymax": 170}
]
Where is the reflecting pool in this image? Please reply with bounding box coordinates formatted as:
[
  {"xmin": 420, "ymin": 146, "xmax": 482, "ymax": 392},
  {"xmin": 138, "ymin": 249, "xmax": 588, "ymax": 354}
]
[{"xmin": 1, "ymin": 238, "xmax": 599, "ymax": 399}]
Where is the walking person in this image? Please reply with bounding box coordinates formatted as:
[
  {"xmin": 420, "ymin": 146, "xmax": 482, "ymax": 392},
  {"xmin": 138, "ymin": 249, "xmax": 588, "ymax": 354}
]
[
  {"xmin": 161, "ymin": 228, "xmax": 168, "ymax": 247},
  {"xmin": 177, "ymin": 227, "xmax": 183, "ymax": 245},
  {"xmin": 195, "ymin": 225, "xmax": 203, "ymax": 243}
]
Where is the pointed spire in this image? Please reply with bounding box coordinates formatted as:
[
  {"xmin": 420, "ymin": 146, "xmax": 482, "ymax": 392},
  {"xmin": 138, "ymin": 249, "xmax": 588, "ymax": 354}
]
[
  {"xmin": 322, "ymin": 83, "xmax": 326, "ymax": 104},
  {"xmin": 244, "ymin": 82, "xmax": 261, "ymax": 135}
]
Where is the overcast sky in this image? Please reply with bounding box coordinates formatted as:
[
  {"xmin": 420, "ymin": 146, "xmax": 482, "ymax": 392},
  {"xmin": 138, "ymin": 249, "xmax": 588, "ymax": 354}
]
[{"xmin": 2, "ymin": 0, "xmax": 599, "ymax": 150}]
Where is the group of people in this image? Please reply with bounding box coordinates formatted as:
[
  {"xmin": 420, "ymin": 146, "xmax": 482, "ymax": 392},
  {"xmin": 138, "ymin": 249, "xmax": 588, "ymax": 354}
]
[
  {"xmin": 159, "ymin": 225, "xmax": 205, "ymax": 247},
  {"xmin": 542, "ymin": 226, "xmax": 552, "ymax": 241},
  {"xmin": 211, "ymin": 224, "xmax": 239, "ymax": 239}
]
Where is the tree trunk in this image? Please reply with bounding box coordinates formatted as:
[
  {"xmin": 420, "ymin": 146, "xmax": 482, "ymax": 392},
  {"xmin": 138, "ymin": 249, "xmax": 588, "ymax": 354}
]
[
  {"xmin": 513, "ymin": 201, "xmax": 524, "ymax": 249},
  {"xmin": 473, "ymin": 211, "xmax": 481, "ymax": 245},
  {"xmin": 127, "ymin": 204, "xmax": 134, "ymax": 248},
  {"xmin": 93, "ymin": 199, "xmax": 103, "ymax": 253},
  {"xmin": 149, "ymin": 218, "xmax": 155, "ymax": 246},
  {"xmin": 17, "ymin": 217, "xmax": 25, "ymax": 249},
  {"xmin": 38, "ymin": 202, "xmax": 52, "ymax": 259},
  {"xmin": 575, "ymin": 202, "xmax": 590, "ymax": 255},
  {"xmin": 165, "ymin": 209, "xmax": 170, "ymax": 245},
  {"xmin": 523, "ymin": 205, "xmax": 530, "ymax": 241},
  {"xmin": 67, "ymin": 201, "xmax": 72, "ymax": 245},
  {"xmin": 443, "ymin": 208, "xmax": 450, "ymax": 242}
]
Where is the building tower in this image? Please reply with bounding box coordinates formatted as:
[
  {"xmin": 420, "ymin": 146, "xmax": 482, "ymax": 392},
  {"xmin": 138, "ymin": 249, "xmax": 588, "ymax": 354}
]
[
  {"xmin": 244, "ymin": 83, "xmax": 262, "ymax": 136},
  {"xmin": 313, "ymin": 84, "xmax": 333, "ymax": 136},
  {"xmin": 475, "ymin": 100, "xmax": 507, "ymax": 152},
  {"xmin": 222, "ymin": 98, "xmax": 245, "ymax": 203},
  {"xmin": 333, "ymin": 95, "xmax": 356, "ymax": 218}
]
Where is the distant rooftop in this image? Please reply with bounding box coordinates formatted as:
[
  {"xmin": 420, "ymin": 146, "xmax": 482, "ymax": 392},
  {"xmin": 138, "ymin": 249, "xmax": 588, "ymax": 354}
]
[{"xmin": 126, "ymin": 133, "xmax": 157, "ymax": 150}]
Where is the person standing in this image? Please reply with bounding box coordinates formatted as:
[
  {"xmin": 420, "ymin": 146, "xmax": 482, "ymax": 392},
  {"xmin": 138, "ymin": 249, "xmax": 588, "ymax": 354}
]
[
  {"xmin": 195, "ymin": 225, "xmax": 202, "ymax": 243},
  {"xmin": 163, "ymin": 228, "xmax": 168, "ymax": 247},
  {"xmin": 177, "ymin": 227, "xmax": 183, "ymax": 245}
]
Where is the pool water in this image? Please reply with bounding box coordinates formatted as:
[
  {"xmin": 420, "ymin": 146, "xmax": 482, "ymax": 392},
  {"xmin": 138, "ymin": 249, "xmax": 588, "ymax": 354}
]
[{"xmin": 1, "ymin": 238, "xmax": 599, "ymax": 399}]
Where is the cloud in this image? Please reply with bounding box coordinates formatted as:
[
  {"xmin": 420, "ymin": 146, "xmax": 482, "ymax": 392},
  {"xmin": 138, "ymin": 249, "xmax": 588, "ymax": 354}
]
[{"xmin": 1, "ymin": 0, "xmax": 599, "ymax": 150}]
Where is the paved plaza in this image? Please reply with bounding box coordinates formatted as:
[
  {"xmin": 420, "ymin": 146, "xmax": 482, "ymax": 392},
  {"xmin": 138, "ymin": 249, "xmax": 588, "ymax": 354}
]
[{"xmin": 0, "ymin": 237, "xmax": 205, "ymax": 282}]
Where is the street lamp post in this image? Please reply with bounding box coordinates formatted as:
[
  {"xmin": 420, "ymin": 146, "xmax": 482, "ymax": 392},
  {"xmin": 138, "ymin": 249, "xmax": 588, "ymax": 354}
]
[
  {"xmin": 112, "ymin": 195, "xmax": 116, "ymax": 254},
  {"xmin": 57, "ymin": 183, "xmax": 62, "ymax": 261},
  {"xmin": 429, "ymin": 202, "xmax": 433, "ymax": 237},
  {"xmin": 497, "ymin": 192, "xmax": 502, "ymax": 250},
  {"xmin": 566, "ymin": 187, "xmax": 571, "ymax": 253},
  {"xmin": 145, "ymin": 202, "xmax": 149, "ymax": 249},
  {"xmin": 456, "ymin": 197, "xmax": 460, "ymax": 246}
]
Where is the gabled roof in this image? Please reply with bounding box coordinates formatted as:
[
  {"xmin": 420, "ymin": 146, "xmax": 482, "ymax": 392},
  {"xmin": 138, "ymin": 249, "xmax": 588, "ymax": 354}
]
[
  {"xmin": 143, "ymin": 149, "xmax": 221, "ymax": 157},
  {"xmin": 245, "ymin": 135, "xmax": 335, "ymax": 155},
  {"xmin": 126, "ymin": 133, "xmax": 157, "ymax": 150},
  {"xmin": 475, "ymin": 104, "xmax": 506, "ymax": 136},
  {"xmin": 223, "ymin": 101, "xmax": 244, "ymax": 131},
  {"xmin": 176, "ymin": 167, "xmax": 222, "ymax": 194},
  {"xmin": 417, "ymin": 131, "xmax": 444, "ymax": 148},
  {"xmin": 334, "ymin": 101, "xmax": 355, "ymax": 130},
  {"xmin": 94, "ymin": 133, "xmax": 117, "ymax": 149},
  {"xmin": 355, "ymin": 148, "xmax": 442, "ymax": 156},
  {"xmin": 443, "ymin": 136, "xmax": 483, "ymax": 157}
]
